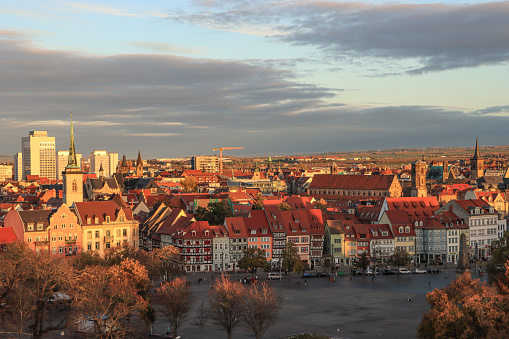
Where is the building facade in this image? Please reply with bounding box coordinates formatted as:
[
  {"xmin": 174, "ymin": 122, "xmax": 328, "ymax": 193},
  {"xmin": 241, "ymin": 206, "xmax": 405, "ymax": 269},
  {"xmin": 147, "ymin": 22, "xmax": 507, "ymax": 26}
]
[
  {"xmin": 21, "ymin": 131, "xmax": 56, "ymax": 180},
  {"xmin": 57, "ymin": 151, "xmax": 82, "ymax": 180},
  {"xmin": 89, "ymin": 150, "xmax": 118, "ymax": 178},
  {"xmin": 191, "ymin": 156, "xmax": 220, "ymax": 173}
]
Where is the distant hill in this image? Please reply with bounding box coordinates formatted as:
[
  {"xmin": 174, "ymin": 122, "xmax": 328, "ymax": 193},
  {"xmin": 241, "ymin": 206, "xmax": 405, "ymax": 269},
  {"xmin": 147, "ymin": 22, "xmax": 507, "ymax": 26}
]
[{"xmin": 0, "ymin": 155, "xmax": 13, "ymax": 163}]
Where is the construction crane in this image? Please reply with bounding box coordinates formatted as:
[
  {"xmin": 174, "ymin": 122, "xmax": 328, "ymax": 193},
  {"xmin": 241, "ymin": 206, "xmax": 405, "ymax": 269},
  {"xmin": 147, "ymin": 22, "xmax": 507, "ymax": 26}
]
[{"xmin": 213, "ymin": 147, "xmax": 244, "ymax": 175}]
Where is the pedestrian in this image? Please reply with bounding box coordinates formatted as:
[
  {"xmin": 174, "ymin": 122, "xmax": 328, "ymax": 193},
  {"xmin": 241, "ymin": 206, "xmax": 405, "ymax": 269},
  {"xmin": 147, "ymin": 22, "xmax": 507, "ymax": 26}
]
[
  {"xmin": 167, "ymin": 327, "xmax": 170, "ymax": 336},
  {"xmin": 305, "ymin": 279, "xmax": 307, "ymax": 286},
  {"xmin": 428, "ymin": 281, "xmax": 431, "ymax": 289},
  {"xmin": 408, "ymin": 296, "xmax": 411, "ymax": 302}
]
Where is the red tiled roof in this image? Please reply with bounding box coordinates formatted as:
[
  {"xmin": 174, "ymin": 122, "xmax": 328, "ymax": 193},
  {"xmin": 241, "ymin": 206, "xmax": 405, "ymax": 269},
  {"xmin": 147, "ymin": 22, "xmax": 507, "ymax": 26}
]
[
  {"xmin": 309, "ymin": 174, "xmax": 396, "ymax": 190},
  {"xmin": 0, "ymin": 227, "xmax": 19, "ymax": 244}
]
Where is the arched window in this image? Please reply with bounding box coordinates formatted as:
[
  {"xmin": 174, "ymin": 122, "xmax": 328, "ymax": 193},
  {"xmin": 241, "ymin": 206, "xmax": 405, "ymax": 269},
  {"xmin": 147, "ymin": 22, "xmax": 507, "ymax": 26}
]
[{"xmin": 72, "ymin": 180, "xmax": 78, "ymax": 192}]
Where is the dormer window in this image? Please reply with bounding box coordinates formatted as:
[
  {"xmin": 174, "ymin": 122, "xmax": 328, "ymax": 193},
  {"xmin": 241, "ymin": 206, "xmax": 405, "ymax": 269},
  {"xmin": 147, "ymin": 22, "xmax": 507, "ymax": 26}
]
[
  {"xmin": 261, "ymin": 229, "xmax": 267, "ymax": 234},
  {"xmin": 106, "ymin": 216, "xmax": 110, "ymax": 223},
  {"xmin": 27, "ymin": 224, "xmax": 34, "ymax": 231},
  {"xmin": 399, "ymin": 227, "xmax": 404, "ymax": 233},
  {"xmin": 37, "ymin": 223, "xmax": 43, "ymax": 230},
  {"xmin": 250, "ymin": 229, "xmax": 256, "ymax": 234},
  {"xmin": 382, "ymin": 231, "xmax": 388, "ymax": 236},
  {"xmin": 191, "ymin": 231, "xmax": 196, "ymax": 236},
  {"xmin": 94, "ymin": 217, "xmax": 99, "ymax": 224},
  {"xmin": 205, "ymin": 231, "xmax": 209, "ymax": 236},
  {"xmin": 405, "ymin": 227, "xmax": 410, "ymax": 233}
]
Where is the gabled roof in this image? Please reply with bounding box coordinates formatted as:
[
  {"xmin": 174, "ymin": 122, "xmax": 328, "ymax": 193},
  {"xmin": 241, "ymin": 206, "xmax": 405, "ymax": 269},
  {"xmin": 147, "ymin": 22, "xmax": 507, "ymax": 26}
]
[
  {"xmin": 75, "ymin": 200, "xmax": 133, "ymax": 225},
  {"xmin": 0, "ymin": 227, "xmax": 18, "ymax": 244},
  {"xmin": 383, "ymin": 210, "xmax": 412, "ymax": 225},
  {"xmin": 309, "ymin": 174, "xmax": 397, "ymax": 190},
  {"xmin": 224, "ymin": 217, "xmax": 248, "ymax": 238}
]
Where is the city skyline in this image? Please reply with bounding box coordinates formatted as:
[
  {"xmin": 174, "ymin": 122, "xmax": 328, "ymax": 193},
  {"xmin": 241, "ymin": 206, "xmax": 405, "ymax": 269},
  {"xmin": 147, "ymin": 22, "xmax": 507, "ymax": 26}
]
[{"xmin": 1, "ymin": 0, "xmax": 508, "ymax": 158}]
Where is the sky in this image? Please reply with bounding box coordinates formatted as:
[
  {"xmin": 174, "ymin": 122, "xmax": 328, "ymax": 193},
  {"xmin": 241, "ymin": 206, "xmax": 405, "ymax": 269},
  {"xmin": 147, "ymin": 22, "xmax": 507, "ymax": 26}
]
[{"xmin": 1, "ymin": 0, "xmax": 509, "ymax": 159}]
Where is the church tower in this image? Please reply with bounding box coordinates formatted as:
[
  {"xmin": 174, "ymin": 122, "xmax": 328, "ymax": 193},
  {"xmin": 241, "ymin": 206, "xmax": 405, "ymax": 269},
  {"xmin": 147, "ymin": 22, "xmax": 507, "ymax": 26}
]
[
  {"xmin": 330, "ymin": 162, "xmax": 338, "ymax": 175},
  {"xmin": 136, "ymin": 150, "xmax": 144, "ymax": 177},
  {"xmin": 470, "ymin": 135, "xmax": 484, "ymax": 179},
  {"xmin": 411, "ymin": 157, "xmax": 427, "ymax": 197},
  {"xmin": 63, "ymin": 115, "xmax": 83, "ymax": 206}
]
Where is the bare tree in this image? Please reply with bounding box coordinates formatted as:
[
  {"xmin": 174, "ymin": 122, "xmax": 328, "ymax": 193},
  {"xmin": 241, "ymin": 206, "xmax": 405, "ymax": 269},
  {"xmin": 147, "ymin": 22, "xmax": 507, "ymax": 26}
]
[
  {"xmin": 0, "ymin": 244, "xmax": 72, "ymax": 338},
  {"xmin": 241, "ymin": 283, "xmax": 282, "ymax": 339},
  {"xmin": 194, "ymin": 300, "xmax": 209, "ymax": 339},
  {"xmin": 209, "ymin": 275, "xmax": 244, "ymax": 339},
  {"xmin": 71, "ymin": 262, "xmax": 149, "ymax": 338},
  {"xmin": 159, "ymin": 277, "xmax": 193, "ymax": 339}
]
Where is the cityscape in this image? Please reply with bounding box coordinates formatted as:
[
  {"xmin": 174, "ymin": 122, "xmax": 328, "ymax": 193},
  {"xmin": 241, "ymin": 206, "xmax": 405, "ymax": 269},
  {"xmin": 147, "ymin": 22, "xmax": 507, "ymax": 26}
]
[{"xmin": 2, "ymin": 0, "xmax": 509, "ymax": 338}]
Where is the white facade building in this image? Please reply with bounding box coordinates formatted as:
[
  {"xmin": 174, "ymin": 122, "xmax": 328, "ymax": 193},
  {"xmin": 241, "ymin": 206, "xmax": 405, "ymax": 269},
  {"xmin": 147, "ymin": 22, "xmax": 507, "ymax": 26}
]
[
  {"xmin": 0, "ymin": 165, "xmax": 12, "ymax": 181},
  {"xmin": 21, "ymin": 131, "xmax": 56, "ymax": 180},
  {"xmin": 13, "ymin": 153, "xmax": 22, "ymax": 181},
  {"xmin": 89, "ymin": 151, "xmax": 118, "ymax": 177},
  {"xmin": 57, "ymin": 151, "xmax": 82, "ymax": 180}
]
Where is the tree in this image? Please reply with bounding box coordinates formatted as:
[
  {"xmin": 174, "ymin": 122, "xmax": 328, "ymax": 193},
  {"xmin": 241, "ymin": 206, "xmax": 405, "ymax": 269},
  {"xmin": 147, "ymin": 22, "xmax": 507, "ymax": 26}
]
[
  {"xmin": 195, "ymin": 200, "xmax": 233, "ymax": 225},
  {"xmin": 241, "ymin": 283, "xmax": 282, "ymax": 339},
  {"xmin": 194, "ymin": 300, "xmax": 209, "ymax": 339},
  {"xmin": 71, "ymin": 263, "xmax": 149, "ymax": 338},
  {"xmin": 0, "ymin": 244, "xmax": 72, "ymax": 338},
  {"xmin": 314, "ymin": 199, "xmax": 328, "ymax": 212},
  {"xmin": 180, "ymin": 176, "xmax": 198, "ymax": 192},
  {"xmin": 281, "ymin": 242, "xmax": 300, "ymax": 273},
  {"xmin": 159, "ymin": 277, "xmax": 193, "ymax": 339},
  {"xmin": 487, "ymin": 231, "xmax": 509, "ymax": 282},
  {"xmin": 418, "ymin": 273, "xmax": 509, "ymax": 338},
  {"xmin": 72, "ymin": 250, "xmax": 105, "ymax": 270},
  {"xmin": 209, "ymin": 275, "xmax": 244, "ymax": 339},
  {"xmin": 237, "ymin": 248, "xmax": 270, "ymax": 276},
  {"xmin": 252, "ymin": 193, "xmax": 266, "ymax": 210},
  {"xmin": 357, "ymin": 252, "xmax": 370, "ymax": 277},
  {"xmin": 389, "ymin": 248, "xmax": 411, "ymax": 275},
  {"xmin": 277, "ymin": 202, "xmax": 292, "ymax": 211}
]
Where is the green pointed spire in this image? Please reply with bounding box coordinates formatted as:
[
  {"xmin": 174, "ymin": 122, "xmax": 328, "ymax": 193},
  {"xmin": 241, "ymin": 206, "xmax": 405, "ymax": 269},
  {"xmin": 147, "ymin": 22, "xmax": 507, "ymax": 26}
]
[{"xmin": 67, "ymin": 114, "xmax": 79, "ymax": 169}]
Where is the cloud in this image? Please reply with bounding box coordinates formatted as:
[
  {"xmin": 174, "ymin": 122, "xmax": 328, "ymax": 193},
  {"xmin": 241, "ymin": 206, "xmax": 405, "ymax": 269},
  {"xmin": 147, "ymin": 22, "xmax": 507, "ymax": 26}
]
[
  {"xmin": 60, "ymin": 2, "xmax": 140, "ymax": 17},
  {"xmin": 1, "ymin": 29, "xmax": 508, "ymax": 158},
  {"xmin": 169, "ymin": 0, "xmax": 509, "ymax": 74},
  {"xmin": 128, "ymin": 41, "xmax": 207, "ymax": 55}
]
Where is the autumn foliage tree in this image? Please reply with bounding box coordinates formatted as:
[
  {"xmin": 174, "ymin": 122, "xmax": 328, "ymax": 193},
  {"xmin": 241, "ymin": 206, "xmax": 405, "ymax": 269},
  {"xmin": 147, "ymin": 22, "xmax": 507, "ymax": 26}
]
[
  {"xmin": 180, "ymin": 176, "xmax": 198, "ymax": 192},
  {"xmin": 418, "ymin": 272, "xmax": 509, "ymax": 338},
  {"xmin": 0, "ymin": 243, "xmax": 72, "ymax": 338},
  {"xmin": 209, "ymin": 276, "xmax": 244, "ymax": 339},
  {"xmin": 159, "ymin": 277, "xmax": 193, "ymax": 339},
  {"xmin": 71, "ymin": 260, "xmax": 150, "ymax": 338},
  {"xmin": 237, "ymin": 248, "xmax": 270, "ymax": 276},
  {"xmin": 241, "ymin": 283, "xmax": 282, "ymax": 339}
]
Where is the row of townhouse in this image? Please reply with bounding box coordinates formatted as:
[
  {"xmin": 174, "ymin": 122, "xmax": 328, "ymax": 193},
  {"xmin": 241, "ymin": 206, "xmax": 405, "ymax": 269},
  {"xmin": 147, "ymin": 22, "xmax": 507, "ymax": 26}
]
[
  {"xmin": 137, "ymin": 198, "xmax": 326, "ymax": 272},
  {"xmin": 3, "ymin": 200, "xmax": 138, "ymax": 257},
  {"xmin": 324, "ymin": 197, "xmax": 507, "ymax": 266}
]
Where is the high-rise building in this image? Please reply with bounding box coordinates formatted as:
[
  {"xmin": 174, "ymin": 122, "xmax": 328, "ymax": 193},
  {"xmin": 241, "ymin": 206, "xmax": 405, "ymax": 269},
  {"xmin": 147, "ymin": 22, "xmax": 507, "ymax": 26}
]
[
  {"xmin": 57, "ymin": 151, "xmax": 82, "ymax": 180},
  {"xmin": 13, "ymin": 153, "xmax": 22, "ymax": 181},
  {"xmin": 21, "ymin": 131, "xmax": 56, "ymax": 180},
  {"xmin": 89, "ymin": 150, "xmax": 118, "ymax": 177},
  {"xmin": 191, "ymin": 155, "xmax": 219, "ymax": 173},
  {"xmin": 63, "ymin": 116, "xmax": 83, "ymax": 206}
]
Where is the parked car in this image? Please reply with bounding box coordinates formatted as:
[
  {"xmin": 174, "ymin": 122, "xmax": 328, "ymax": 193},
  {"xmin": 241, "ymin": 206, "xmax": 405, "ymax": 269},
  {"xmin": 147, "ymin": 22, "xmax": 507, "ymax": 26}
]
[
  {"xmin": 316, "ymin": 272, "xmax": 331, "ymax": 278},
  {"xmin": 351, "ymin": 269, "xmax": 362, "ymax": 276},
  {"xmin": 366, "ymin": 268, "xmax": 379, "ymax": 276},
  {"xmin": 302, "ymin": 272, "xmax": 315, "ymax": 278},
  {"xmin": 267, "ymin": 273, "xmax": 282, "ymax": 280},
  {"xmin": 383, "ymin": 269, "xmax": 395, "ymax": 275},
  {"xmin": 413, "ymin": 268, "xmax": 427, "ymax": 274},
  {"xmin": 398, "ymin": 268, "xmax": 411, "ymax": 274},
  {"xmin": 427, "ymin": 268, "xmax": 441, "ymax": 274}
]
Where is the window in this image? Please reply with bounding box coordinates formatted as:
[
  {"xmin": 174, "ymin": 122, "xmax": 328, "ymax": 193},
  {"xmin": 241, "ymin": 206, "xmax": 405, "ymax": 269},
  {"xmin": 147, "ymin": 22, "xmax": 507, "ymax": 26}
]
[
  {"xmin": 58, "ymin": 247, "xmax": 63, "ymax": 254},
  {"xmin": 87, "ymin": 243, "xmax": 92, "ymax": 250},
  {"xmin": 95, "ymin": 231, "xmax": 100, "ymax": 238},
  {"xmin": 58, "ymin": 235, "xmax": 63, "ymax": 241},
  {"xmin": 37, "ymin": 224, "xmax": 43, "ymax": 230},
  {"xmin": 69, "ymin": 223, "xmax": 74, "ymax": 228},
  {"xmin": 123, "ymin": 229, "xmax": 127, "ymax": 236},
  {"xmin": 116, "ymin": 229, "xmax": 121, "ymax": 237},
  {"xmin": 61, "ymin": 224, "xmax": 65, "ymax": 229},
  {"xmin": 106, "ymin": 216, "xmax": 110, "ymax": 223},
  {"xmin": 87, "ymin": 231, "xmax": 92, "ymax": 239},
  {"xmin": 72, "ymin": 180, "xmax": 77, "ymax": 192},
  {"xmin": 95, "ymin": 242, "xmax": 100, "ymax": 250},
  {"xmin": 27, "ymin": 224, "xmax": 34, "ymax": 231}
]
